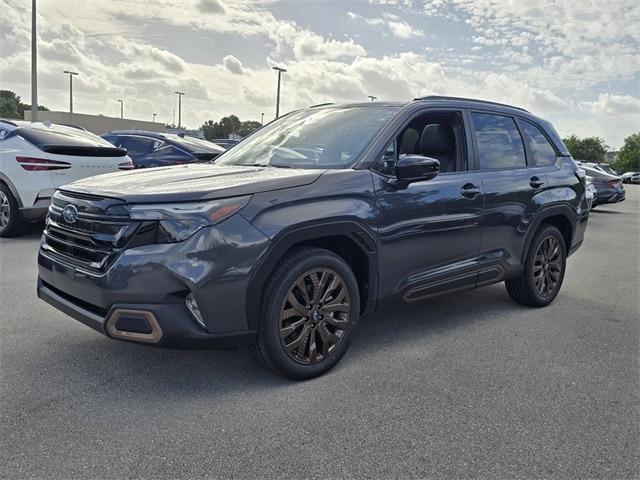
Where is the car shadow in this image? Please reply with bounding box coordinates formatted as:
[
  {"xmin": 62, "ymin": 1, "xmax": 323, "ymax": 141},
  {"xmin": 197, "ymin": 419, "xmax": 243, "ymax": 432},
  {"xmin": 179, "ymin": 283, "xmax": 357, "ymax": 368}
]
[
  {"xmin": 8, "ymin": 284, "xmax": 518, "ymax": 413},
  {"xmin": 590, "ymin": 208, "xmax": 626, "ymax": 214}
]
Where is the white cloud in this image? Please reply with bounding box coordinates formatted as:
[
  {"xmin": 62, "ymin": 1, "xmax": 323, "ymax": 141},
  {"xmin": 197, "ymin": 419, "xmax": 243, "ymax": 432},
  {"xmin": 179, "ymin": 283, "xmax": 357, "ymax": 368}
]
[
  {"xmin": 1, "ymin": 0, "xmax": 638, "ymax": 147},
  {"xmin": 348, "ymin": 10, "xmax": 423, "ymax": 38},
  {"xmin": 581, "ymin": 93, "xmax": 640, "ymax": 115},
  {"xmin": 387, "ymin": 20, "xmax": 423, "ymax": 39},
  {"xmin": 293, "ymin": 32, "xmax": 366, "ymax": 60},
  {"xmin": 196, "ymin": 0, "xmax": 226, "ymax": 15},
  {"xmin": 223, "ymin": 55, "xmax": 244, "ymax": 74}
]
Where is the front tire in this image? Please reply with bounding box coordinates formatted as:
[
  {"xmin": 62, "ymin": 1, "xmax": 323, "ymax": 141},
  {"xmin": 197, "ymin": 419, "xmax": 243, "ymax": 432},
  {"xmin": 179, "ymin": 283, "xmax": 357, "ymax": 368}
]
[
  {"xmin": 0, "ymin": 184, "xmax": 22, "ymax": 238},
  {"xmin": 506, "ymin": 224, "xmax": 566, "ymax": 307},
  {"xmin": 251, "ymin": 247, "xmax": 360, "ymax": 380}
]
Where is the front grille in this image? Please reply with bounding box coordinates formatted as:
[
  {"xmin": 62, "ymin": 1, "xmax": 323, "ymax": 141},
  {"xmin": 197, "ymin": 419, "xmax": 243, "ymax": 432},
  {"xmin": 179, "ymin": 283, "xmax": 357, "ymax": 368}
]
[{"xmin": 41, "ymin": 191, "xmax": 138, "ymax": 273}]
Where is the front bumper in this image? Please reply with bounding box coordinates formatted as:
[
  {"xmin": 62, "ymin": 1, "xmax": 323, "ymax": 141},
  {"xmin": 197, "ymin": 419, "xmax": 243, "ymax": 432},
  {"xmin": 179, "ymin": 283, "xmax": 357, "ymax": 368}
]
[
  {"xmin": 37, "ymin": 214, "xmax": 270, "ymax": 348},
  {"xmin": 37, "ymin": 278, "xmax": 256, "ymax": 348}
]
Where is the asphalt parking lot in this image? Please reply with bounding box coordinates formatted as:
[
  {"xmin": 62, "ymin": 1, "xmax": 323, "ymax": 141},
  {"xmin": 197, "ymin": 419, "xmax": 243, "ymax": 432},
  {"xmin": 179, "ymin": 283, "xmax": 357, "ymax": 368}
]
[{"xmin": 1, "ymin": 187, "xmax": 638, "ymax": 479}]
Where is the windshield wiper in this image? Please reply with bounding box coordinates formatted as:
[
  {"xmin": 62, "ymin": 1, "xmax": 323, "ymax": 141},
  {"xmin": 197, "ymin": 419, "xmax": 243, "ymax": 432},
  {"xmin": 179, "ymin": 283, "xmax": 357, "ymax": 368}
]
[{"xmin": 242, "ymin": 163, "xmax": 291, "ymax": 168}]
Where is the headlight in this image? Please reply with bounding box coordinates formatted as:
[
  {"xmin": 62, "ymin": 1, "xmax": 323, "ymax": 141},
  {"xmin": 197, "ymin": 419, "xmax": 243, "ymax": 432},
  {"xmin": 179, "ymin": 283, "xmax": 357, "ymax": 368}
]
[{"xmin": 129, "ymin": 196, "xmax": 250, "ymax": 243}]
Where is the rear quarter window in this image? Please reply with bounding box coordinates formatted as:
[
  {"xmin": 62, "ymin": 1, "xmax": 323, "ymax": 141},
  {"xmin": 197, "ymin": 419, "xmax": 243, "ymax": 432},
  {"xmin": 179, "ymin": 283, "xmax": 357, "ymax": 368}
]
[{"xmin": 520, "ymin": 120, "xmax": 557, "ymax": 166}]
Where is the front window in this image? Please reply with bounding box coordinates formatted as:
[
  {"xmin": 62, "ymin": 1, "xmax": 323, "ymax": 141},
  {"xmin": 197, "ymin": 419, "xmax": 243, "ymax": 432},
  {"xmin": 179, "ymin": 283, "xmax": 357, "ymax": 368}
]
[{"xmin": 215, "ymin": 106, "xmax": 400, "ymax": 169}]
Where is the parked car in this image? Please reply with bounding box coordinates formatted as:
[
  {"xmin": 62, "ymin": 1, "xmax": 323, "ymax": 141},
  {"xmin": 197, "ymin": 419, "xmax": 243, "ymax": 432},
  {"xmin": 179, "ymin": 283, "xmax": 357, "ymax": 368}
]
[
  {"xmin": 579, "ymin": 165, "xmax": 625, "ymax": 206},
  {"xmin": 102, "ymin": 131, "xmax": 225, "ymax": 168},
  {"xmin": 621, "ymin": 171, "xmax": 640, "ymax": 184},
  {"xmin": 0, "ymin": 119, "xmax": 132, "ymax": 237},
  {"xmin": 575, "ymin": 160, "xmax": 618, "ymax": 176},
  {"xmin": 209, "ymin": 138, "xmax": 240, "ymax": 149},
  {"xmin": 585, "ymin": 174, "xmax": 597, "ymax": 210},
  {"xmin": 37, "ymin": 96, "xmax": 589, "ymax": 379}
]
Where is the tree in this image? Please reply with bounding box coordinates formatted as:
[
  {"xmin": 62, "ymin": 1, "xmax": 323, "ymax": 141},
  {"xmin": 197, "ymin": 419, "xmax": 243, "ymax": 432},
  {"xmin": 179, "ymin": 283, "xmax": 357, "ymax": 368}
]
[
  {"xmin": 0, "ymin": 90, "xmax": 22, "ymax": 119},
  {"xmin": 562, "ymin": 135, "xmax": 608, "ymax": 162},
  {"xmin": 238, "ymin": 120, "xmax": 262, "ymax": 137},
  {"xmin": 201, "ymin": 115, "xmax": 261, "ymax": 140},
  {"xmin": 613, "ymin": 132, "xmax": 640, "ymax": 173},
  {"xmin": 0, "ymin": 90, "xmax": 49, "ymax": 119}
]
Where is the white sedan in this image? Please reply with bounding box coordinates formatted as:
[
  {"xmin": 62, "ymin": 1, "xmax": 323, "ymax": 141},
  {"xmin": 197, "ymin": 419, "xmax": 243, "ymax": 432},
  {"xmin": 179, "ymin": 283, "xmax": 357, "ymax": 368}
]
[{"xmin": 0, "ymin": 120, "xmax": 133, "ymax": 237}]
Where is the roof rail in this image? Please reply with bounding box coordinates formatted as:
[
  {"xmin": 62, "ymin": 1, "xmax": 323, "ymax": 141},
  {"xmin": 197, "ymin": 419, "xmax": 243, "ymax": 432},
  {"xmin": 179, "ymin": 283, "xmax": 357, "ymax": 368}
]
[
  {"xmin": 413, "ymin": 95, "xmax": 530, "ymax": 113},
  {"xmin": 0, "ymin": 119, "xmax": 18, "ymax": 126},
  {"xmin": 309, "ymin": 102, "xmax": 334, "ymax": 108}
]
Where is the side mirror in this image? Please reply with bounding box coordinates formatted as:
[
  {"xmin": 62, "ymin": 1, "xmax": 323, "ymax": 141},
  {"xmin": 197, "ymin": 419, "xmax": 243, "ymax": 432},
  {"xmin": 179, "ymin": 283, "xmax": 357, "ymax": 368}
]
[{"xmin": 396, "ymin": 155, "xmax": 440, "ymax": 183}]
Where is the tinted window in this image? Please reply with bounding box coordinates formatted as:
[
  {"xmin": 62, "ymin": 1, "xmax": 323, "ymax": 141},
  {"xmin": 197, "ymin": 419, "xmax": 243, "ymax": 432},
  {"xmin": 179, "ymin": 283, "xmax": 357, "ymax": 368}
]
[
  {"xmin": 121, "ymin": 136, "xmax": 159, "ymax": 156},
  {"xmin": 216, "ymin": 106, "xmax": 400, "ymax": 169},
  {"xmin": 373, "ymin": 141, "xmax": 397, "ymax": 176},
  {"xmin": 155, "ymin": 144, "xmax": 186, "ymax": 158},
  {"xmin": 170, "ymin": 136, "xmax": 224, "ymax": 154},
  {"xmin": 14, "ymin": 125, "xmax": 120, "ymax": 149},
  {"xmin": 472, "ymin": 113, "xmax": 526, "ymax": 169},
  {"xmin": 521, "ymin": 121, "xmax": 557, "ymax": 166},
  {"xmin": 102, "ymin": 135, "xmax": 119, "ymax": 146}
]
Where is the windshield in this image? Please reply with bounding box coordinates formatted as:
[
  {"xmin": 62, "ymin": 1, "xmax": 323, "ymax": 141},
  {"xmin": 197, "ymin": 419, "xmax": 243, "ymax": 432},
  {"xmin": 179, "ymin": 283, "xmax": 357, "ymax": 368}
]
[
  {"xmin": 215, "ymin": 106, "xmax": 400, "ymax": 169},
  {"xmin": 165, "ymin": 135, "xmax": 224, "ymax": 153}
]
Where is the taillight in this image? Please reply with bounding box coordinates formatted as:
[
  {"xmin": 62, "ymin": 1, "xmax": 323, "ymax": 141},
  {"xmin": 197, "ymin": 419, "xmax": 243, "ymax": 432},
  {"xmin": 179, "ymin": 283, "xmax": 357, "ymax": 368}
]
[
  {"xmin": 16, "ymin": 156, "xmax": 71, "ymax": 171},
  {"xmin": 118, "ymin": 160, "xmax": 134, "ymax": 170}
]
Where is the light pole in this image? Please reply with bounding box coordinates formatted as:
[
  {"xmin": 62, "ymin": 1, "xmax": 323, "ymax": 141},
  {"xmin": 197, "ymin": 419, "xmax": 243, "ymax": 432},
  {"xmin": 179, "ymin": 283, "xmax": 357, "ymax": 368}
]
[
  {"xmin": 152, "ymin": 113, "xmax": 157, "ymax": 123},
  {"xmin": 117, "ymin": 99, "xmax": 123, "ymax": 119},
  {"xmin": 261, "ymin": 112, "xmax": 265, "ymax": 125},
  {"xmin": 31, "ymin": 0, "xmax": 38, "ymax": 122},
  {"xmin": 272, "ymin": 66, "xmax": 287, "ymax": 119},
  {"xmin": 368, "ymin": 95, "xmax": 377, "ymax": 102},
  {"xmin": 174, "ymin": 91, "xmax": 185, "ymax": 128},
  {"xmin": 63, "ymin": 70, "xmax": 79, "ymax": 123}
]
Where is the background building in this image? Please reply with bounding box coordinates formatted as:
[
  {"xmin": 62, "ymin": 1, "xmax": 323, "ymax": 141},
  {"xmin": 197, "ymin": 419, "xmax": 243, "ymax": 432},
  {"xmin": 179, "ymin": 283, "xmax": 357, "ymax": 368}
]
[{"xmin": 23, "ymin": 110, "xmax": 165, "ymax": 135}]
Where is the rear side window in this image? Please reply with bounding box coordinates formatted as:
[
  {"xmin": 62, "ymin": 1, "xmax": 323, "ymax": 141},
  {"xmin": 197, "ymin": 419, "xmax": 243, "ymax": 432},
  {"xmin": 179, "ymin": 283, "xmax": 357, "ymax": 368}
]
[
  {"xmin": 520, "ymin": 120, "xmax": 557, "ymax": 166},
  {"xmin": 472, "ymin": 113, "xmax": 526, "ymax": 169},
  {"xmin": 121, "ymin": 137, "xmax": 159, "ymax": 156},
  {"xmin": 102, "ymin": 135, "xmax": 119, "ymax": 146}
]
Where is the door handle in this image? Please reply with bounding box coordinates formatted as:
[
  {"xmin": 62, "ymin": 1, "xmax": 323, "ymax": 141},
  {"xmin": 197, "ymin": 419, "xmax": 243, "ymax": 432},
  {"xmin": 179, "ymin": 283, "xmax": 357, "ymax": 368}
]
[
  {"xmin": 529, "ymin": 176, "xmax": 545, "ymax": 188},
  {"xmin": 460, "ymin": 183, "xmax": 481, "ymax": 198}
]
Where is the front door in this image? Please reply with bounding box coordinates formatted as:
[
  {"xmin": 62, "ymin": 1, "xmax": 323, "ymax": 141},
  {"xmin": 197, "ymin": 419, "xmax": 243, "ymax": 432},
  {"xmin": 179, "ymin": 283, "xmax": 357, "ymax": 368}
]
[{"xmin": 373, "ymin": 109, "xmax": 484, "ymax": 301}]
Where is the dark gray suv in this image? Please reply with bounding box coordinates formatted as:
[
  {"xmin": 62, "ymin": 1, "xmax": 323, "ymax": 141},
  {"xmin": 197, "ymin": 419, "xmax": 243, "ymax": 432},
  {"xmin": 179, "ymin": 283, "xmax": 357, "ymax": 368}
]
[{"xmin": 37, "ymin": 97, "xmax": 590, "ymax": 379}]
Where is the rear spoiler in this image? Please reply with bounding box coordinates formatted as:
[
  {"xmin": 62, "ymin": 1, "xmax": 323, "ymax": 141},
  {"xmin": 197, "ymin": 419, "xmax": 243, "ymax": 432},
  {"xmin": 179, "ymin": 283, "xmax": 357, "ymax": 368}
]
[{"xmin": 40, "ymin": 145, "xmax": 128, "ymax": 157}]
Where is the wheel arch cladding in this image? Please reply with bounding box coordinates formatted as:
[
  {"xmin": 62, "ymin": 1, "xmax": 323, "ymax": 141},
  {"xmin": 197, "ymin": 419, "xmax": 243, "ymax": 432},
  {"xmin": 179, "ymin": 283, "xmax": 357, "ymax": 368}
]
[
  {"xmin": 541, "ymin": 215, "xmax": 572, "ymax": 252},
  {"xmin": 524, "ymin": 207, "xmax": 575, "ymax": 259},
  {"xmin": 246, "ymin": 222, "xmax": 378, "ymax": 330}
]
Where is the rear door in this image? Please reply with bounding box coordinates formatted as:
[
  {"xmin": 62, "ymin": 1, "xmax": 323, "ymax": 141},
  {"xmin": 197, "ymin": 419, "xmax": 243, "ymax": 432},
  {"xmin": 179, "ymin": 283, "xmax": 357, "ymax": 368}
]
[{"xmin": 471, "ymin": 111, "xmax": 547, "ymax": 274}]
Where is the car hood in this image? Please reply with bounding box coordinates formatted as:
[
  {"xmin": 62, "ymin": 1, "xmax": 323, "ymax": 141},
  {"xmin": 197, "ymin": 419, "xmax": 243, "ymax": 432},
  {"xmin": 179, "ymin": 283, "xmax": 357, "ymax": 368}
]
[{"xmin": 61, "ymin": 164, "xmax": 326, "ymax": 203}]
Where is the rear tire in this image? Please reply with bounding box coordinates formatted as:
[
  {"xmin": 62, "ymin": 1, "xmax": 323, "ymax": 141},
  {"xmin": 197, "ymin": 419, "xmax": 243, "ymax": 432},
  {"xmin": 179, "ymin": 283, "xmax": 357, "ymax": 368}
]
[
  {"xmin": 0, "ymin": 183, "xmax": 22, "ymax": 238},
  {"xmin": 506, "ymin": 224, "xmax": 566, "ymax": 307},
  {"xmin": 251, "ymin": 247, "xmax": 360, "ymax": 380}
]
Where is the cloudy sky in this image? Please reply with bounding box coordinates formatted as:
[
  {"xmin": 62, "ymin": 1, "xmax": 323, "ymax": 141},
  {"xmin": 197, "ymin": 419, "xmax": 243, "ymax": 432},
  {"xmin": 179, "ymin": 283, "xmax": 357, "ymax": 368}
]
[{"xmin": 1, "ymin": 0, "xmax": 638, "ymax": 147}]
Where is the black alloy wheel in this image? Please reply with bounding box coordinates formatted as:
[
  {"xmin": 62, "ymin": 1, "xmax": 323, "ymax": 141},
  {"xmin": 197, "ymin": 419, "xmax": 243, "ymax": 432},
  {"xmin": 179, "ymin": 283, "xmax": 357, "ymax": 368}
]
[
  {"xmin": 251, "ymin": 247, "xmax": 360, "ymax": 379},
  {"xmin": 279, "ymin": 268, "xmax": 351, "ymax": 365},
  {"xmin": 506, "ymin": 224, "xmax": 566, "ymax": 307}
]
